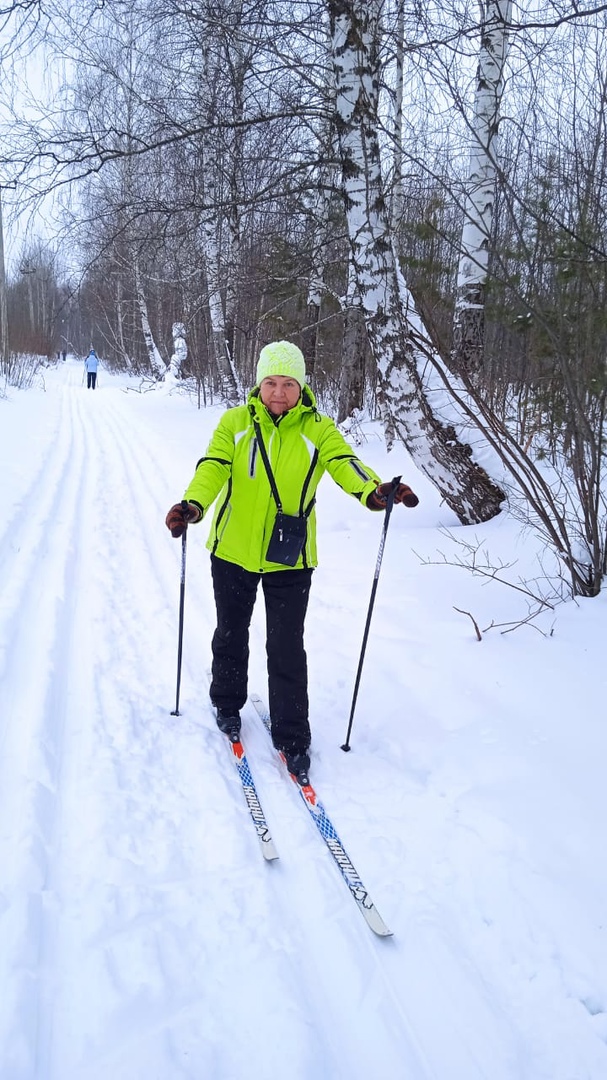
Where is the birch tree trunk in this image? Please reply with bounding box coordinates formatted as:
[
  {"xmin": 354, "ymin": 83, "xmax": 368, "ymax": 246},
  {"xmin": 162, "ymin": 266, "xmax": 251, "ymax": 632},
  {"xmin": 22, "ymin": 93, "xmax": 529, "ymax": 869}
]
[
  {"xmin": 167, "ymin": 321, "xmax": 187, "ymax": 379},
  {"xmin": 200, "ymin": 222, "xmax": 240, "ymax": 404},
  {"xmin": 452, "ymin": 0, "xmax": 512, "ymax": 380},
  {"xmin": 329, "ymin": 0, "xmax": 504, "ymax": 523},
  {"xmin": 390, "ymin": 1, "xmax": 405, "ymax": 233},
  {"xmin": 224, "ymin": 190, "xmax": 241, "ymax": 366},
  {"xmin": 302, "ymin": 181, "xmax": 326, "ymax": 380},
  {"xmin": 134, "ymin": 261, "xmax": 165, "ymax": 376}
]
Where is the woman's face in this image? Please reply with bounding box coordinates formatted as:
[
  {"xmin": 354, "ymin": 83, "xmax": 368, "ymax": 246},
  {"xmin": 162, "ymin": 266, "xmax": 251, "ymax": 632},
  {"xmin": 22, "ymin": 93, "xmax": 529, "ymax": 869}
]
[{"xmin": 259, "ymin": 375, "xmax": 301, "ymax": 416}]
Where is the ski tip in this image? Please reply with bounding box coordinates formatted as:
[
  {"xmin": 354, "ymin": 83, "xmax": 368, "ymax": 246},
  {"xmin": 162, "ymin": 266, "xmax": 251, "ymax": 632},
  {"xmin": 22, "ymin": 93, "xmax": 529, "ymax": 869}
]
[
  {"xmin": 371, "ymin": 923, "xmax": 394, "ymax": 938},
  {"xmin": 364, "ymin": 909, "xmax": 394, "ymax": 937}
]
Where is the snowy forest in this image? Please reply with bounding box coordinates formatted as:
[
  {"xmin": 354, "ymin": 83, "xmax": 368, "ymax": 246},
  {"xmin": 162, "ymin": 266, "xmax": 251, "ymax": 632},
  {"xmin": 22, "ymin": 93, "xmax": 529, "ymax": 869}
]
[
  {"xmin": 2, "ymin": 5, "xmax": 607, "ymax": 1077},
  {"xmin": 1, "ymin": 0, "xmax": 607, "ymax": 595}
]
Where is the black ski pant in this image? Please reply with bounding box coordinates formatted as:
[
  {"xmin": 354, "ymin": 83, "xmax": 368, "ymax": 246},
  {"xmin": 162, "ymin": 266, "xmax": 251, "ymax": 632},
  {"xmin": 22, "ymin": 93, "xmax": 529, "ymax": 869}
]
[
  {"xmin": 87, "ymin": 371, "xmax": 97, "ymax": 389},
  {"xmin": 209, "ymin": 554, "xmax": 313, "ymax": 754}
]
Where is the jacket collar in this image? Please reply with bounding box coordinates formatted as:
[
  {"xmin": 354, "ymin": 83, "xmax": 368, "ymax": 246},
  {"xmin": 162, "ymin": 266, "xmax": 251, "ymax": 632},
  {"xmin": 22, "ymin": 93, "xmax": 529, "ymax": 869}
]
[{"xmin": 247, "ymin": 384, "xmax": 317, "ymax": 426}]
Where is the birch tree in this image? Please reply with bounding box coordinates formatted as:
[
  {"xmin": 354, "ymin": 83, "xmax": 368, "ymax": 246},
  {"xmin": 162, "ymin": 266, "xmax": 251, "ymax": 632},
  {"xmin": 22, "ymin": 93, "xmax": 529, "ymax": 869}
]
[
  {"xmin": 134, "ymin": 260, "xmax": 165, "ymax": 376},
  {"xmin": 166, "ymin": 320, "xmax": 187, "ymax": 380},
  {"xmin": 390, "ymin": 0, "xmax": 406, "ymax": 234},
  {"xmin": 451, "ymin": 0, "xmax": 512, "ymax": 381},
  {"xmin": 328, "ymin": 0, "xmax": 505, "ymax": 523}
]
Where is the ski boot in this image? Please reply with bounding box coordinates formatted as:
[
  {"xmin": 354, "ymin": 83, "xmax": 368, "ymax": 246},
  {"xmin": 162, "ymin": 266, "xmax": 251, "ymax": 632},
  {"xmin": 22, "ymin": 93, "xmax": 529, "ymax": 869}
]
[
  {"xmin": 283, "ymin": 749, "xmax": 311, "ymax": 786},
  {"xmin": 216, "ymin": 710, "xmax": 242, "ymax": 744}
]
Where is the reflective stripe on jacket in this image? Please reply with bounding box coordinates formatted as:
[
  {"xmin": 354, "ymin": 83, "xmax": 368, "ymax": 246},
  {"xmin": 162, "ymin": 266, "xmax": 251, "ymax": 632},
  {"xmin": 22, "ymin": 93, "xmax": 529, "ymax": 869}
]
[{"xmin": 183, "ymin": 385, "xmax": 381, "ymax": 573}]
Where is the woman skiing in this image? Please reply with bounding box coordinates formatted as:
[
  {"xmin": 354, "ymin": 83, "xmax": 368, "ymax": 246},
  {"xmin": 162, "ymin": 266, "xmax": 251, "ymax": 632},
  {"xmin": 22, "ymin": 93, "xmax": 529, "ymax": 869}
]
[{"xmin": 166, "ymin": 340, "xmax": 418, "ymax": 784}]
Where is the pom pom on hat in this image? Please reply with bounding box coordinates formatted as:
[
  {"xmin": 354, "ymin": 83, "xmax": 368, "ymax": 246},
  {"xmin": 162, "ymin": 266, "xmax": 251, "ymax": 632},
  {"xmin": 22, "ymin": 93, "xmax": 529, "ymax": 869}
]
[{"xmin": 256, "ymin": 341, "xmax": 306, "ymax": 387}]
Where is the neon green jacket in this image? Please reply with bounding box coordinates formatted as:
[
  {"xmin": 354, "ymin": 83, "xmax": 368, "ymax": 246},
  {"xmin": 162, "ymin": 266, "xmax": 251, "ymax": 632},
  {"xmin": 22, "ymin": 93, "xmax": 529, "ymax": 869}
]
[{"xmin": 183, "ymin": 386, "xmax": 382, "ymax": 573}]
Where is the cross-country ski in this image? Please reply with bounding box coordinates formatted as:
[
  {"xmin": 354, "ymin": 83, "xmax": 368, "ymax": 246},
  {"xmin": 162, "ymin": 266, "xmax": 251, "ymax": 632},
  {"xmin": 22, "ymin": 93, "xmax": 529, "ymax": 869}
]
[
  {"xmin": 222, "ymin": 731, "xmax": 279, "ymax": 862},
  {"xmin": 250, "ymin": 693, "xmax": 392, "ymax": 937}
]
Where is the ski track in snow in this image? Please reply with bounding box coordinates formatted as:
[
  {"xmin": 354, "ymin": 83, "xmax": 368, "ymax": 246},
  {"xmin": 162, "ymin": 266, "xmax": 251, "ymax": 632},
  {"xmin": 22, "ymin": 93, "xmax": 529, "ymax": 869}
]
[
  {"xmin": 0, "ymin": 366, "xmax": 430, "ymax": 1080},
  {"xmin": 0, "ymin": 361, "xmax": 606, "ymax": 1079}
]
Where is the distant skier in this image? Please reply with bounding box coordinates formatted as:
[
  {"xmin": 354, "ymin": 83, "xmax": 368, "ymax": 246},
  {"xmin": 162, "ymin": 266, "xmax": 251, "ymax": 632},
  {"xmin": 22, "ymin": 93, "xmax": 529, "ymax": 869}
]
[
  {"xmin": 165, "ymin": 340, "xmax": 420, "ymax": 785},
  {"xmin": 85, "ymin": 347, "xmax": 99, "ymax": 389}
]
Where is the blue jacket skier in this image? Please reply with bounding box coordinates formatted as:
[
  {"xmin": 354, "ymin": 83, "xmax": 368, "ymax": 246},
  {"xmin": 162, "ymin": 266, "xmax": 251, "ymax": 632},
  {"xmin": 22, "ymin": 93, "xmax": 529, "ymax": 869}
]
[{"xmin": 85, "ymin": 348, "xmax": 99, "ymax": 389}]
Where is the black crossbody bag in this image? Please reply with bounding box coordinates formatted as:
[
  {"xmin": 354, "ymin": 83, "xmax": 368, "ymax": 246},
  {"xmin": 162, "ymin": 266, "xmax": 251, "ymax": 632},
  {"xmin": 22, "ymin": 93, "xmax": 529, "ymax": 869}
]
[{"xmin": 253, "ymin": 421, "xmax": 315, "ymax": 567}]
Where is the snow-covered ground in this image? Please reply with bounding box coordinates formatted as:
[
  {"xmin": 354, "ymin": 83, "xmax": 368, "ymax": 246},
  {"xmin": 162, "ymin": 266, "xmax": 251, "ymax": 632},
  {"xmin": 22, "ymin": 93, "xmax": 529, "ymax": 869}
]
[{"xmin": 1, "ymin": 358, "xmax": 606, "ymax": 1080}]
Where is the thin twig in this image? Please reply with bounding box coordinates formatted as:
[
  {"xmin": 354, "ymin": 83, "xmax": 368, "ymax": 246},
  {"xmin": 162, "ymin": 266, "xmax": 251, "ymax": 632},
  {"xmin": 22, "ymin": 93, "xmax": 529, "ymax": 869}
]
[{"xmin": 454, "ymin": 607, "xmax": 482, "ymax": 640}]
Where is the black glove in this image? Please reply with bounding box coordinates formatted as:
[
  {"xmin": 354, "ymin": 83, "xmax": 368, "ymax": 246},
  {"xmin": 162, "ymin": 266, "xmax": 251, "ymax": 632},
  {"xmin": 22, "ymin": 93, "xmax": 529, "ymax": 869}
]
[
  {"xmin": 367, "ymin": 482, "xmax": 419, "ymax": 510},
  {"xmin": 165, "ymin": 501, "xmax": 202, "ymax": 537}
]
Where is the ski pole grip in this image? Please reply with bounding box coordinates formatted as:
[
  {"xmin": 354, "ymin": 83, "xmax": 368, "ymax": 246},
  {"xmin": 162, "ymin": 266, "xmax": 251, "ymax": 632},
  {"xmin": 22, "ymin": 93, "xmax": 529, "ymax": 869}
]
[{"xmin": 385, "ymin": 476, "xmax": 401, "ymax": 510}]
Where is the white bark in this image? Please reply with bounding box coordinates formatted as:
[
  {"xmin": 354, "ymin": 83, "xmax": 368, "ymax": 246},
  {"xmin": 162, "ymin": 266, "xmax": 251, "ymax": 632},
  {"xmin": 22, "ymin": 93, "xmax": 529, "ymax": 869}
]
[
  {"xmin": 168, "ymin": 321, "xmax": 187, "ymax": 379},
  {"xmin": 329, "ymin": 0, "xmax": 504, "ymax": 523},
  {"xmin": 134, "ymin": 262, "xmax": 165, "ymax": 376},
  {"xmin": 200, "ymin": 223, "xmax": 240, "ymax": 403},
  {"xmin": 391, "ymin": 1, "xmax": 406, "ymax": 232},
  {"xmin": 456, "ymin": 0, "xmax": 512, "ymax": 294},
  {"xmin": 452, "ymin": 0, "xmax": 512, "ymax": 377}
]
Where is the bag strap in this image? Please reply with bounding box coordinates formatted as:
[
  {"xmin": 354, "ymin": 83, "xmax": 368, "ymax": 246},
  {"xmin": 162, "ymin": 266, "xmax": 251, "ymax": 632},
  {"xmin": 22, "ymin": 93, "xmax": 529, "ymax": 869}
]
[
  {"xmin": 253, "ymin": 420, "xmax": 283, "ymax": 511},
  {"xmin": 253, "ymin": 420, "xmax": 316, "ymax": 519}
]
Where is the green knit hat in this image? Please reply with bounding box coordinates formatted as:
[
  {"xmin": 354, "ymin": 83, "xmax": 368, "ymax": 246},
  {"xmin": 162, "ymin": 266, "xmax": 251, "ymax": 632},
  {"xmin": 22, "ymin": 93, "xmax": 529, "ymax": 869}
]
[{"xmin": 256, "ymin": 341, "xmax": 306, "ymax": 387}]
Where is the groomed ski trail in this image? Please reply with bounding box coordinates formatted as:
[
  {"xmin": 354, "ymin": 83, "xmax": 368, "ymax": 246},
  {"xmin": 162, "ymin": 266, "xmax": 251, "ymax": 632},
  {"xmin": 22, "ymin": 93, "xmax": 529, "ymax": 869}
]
[{"xmin": 0, "ymin": 364, "xmax": 434, "ymax": 1080}]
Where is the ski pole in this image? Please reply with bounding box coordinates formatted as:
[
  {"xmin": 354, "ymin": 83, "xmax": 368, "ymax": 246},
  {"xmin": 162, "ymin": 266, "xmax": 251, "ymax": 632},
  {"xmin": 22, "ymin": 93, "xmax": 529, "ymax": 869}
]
[
  {"xmin": 341, "ymin": 475, "xmax": 401, "ymax": 752},
  {"xmin": 170, "ymin": 500, "xmax": 190, "ymax": 716}
]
